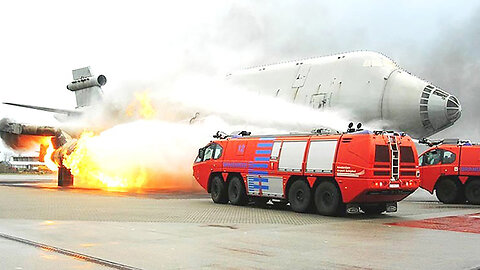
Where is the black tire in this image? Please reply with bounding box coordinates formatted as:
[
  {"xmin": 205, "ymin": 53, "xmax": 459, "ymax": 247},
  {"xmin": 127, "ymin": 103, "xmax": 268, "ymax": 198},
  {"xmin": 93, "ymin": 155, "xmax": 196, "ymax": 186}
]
[
  {"xmin": 465, "ymin": 180, "xmax": 480, "ymax": 205},
  {"xmin": 228, "ymin": 176, "xmax": 248, "ymax": 205},
  {"xmin": 210, "ymin": 175, "xmax": 228, "ymax": 204},
  {"xmin": 314, "ymin": 181, "xmax": 343, "ymax": 216},
  {"xmin": 288, "ymin": 180, "xmax": 312, "ymax": 213},
  {"xmin": 361, "ymin": 204, "xmax": 386, "ymax": 215},
  {"xmin": 435, "ymin": 178, "xmax": 462, "ymax": 204},
  {"xmin": 252, "ymin": 197, "xmax": 269, "ymax": 207}
]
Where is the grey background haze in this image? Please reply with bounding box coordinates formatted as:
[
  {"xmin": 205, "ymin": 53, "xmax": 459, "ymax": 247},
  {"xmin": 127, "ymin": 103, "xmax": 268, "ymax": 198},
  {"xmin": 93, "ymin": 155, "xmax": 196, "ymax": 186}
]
[{"xmin": 0, "ymin": 0, "xmax": 479, "ymax": 156}]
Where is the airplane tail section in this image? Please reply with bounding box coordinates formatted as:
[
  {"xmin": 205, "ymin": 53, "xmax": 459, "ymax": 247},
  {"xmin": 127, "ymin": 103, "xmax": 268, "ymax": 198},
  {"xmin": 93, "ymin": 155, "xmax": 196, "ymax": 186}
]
[{"xmin": 66, "ymin": 67, "xmax": 106, "ymax": 108}]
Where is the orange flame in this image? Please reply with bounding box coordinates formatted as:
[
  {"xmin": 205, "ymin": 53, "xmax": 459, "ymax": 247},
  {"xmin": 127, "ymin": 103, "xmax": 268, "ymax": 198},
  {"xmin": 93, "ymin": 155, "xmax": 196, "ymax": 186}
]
[
  {"xmin": 40, "ymin": 137, "xmax": 58, "ymax": 171},
  {"xmin": 126, "ymin": 90, "xmax": 155, "ymax": 119},
  {"xmin": 54, "ymin": 125, "xmax": 202, "ymax": 193},
  {"xmin": 61, "ymin": 132, "xmax": 147, "ymax": 192}
]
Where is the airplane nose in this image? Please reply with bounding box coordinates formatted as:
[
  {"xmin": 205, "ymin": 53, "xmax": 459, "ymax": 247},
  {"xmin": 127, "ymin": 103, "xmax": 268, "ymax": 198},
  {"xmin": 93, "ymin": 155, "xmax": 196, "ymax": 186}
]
[{"xmin": 419, "ymin": 85, "xmax": 461, "ymax": 133}]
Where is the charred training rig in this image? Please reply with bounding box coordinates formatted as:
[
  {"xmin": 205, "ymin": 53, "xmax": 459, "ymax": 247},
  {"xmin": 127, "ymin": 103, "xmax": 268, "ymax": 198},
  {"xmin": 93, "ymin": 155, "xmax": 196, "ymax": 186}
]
[{"xmin": 0, "ymin": 120, "xmax": 75, "ymax": 186}]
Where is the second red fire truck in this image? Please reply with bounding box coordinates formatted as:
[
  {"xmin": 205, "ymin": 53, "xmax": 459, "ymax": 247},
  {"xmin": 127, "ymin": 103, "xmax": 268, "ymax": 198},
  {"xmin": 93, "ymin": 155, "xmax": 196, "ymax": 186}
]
[
  {"xmin": 193, "ymin": 126, "xmax": 420, "ymax": 216},
  {"xmin": 419, "ymin": 139, "xmax": 480, "ymax": 204}
]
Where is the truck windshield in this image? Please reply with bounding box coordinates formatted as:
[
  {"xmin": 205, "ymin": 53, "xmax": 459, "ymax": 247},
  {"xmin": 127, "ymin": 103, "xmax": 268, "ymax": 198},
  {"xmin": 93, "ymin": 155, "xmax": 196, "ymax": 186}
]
[
  {"xmin": 195, "ymin": 143, "xmax": 223, "ymax": 162},
  {"xmin": 195, "ymin": 147, "xmax": 206, "ymax": 163}
]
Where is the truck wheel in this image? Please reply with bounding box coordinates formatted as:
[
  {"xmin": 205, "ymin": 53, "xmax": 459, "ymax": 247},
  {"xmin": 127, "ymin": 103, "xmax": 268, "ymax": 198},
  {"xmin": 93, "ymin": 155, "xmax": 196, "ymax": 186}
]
[
  {"xmin": 228, "ymin": 176, "xmax": 248, "ymax": 205},
  {"xmin": 210, "ymin": 176, "xmax": 228, "ymax": 204},
  {"xmin": 361, "ymin": 204, "xmax": 386, "ymax": 215},
  {"xmin": 436, "ymin": 178, "xmax": 462, "ymax": 204},
  {"xmin": 465, "ymin": 180, "xmax": 480, "ymax": 205},
  {"xmin": 288, "ymin": 180, "xmax": 312, "ymax": 213},
  {"xmin": 314, "ymin": 181, "xmax": 342, "ymax": 216}
]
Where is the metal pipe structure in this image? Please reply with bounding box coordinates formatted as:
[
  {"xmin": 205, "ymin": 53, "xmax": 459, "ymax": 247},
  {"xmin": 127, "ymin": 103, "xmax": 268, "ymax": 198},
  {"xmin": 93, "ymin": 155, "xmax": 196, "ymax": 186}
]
[{"xmin": 0, "ymin": 119, "xmax": 74, "ymax": 186}]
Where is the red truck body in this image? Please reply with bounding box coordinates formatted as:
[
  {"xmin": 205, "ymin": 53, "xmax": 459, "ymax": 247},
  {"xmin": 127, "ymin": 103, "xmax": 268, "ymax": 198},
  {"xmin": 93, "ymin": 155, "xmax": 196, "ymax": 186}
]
[
  {"xmin": 193, "ymin": 130, "xmax": 420, "ymax": 215},
  {"xmin": 419, "ymin": 142, "xmax": 480, "ymax": 204}
]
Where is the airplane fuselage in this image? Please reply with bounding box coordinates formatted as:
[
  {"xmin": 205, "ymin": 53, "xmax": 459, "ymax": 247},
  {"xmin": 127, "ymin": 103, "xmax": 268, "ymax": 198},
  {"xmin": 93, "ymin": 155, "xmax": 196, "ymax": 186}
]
[{"xmin": 227, "ymin": 51, "xmax": 461, "ymax": 138}]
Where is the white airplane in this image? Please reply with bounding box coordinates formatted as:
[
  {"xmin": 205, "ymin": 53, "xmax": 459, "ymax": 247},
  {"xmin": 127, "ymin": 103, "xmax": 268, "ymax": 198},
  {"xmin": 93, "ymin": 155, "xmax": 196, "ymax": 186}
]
[
  {"xmin": 3, "ymin": 51, "xmax": 462, "ymax": 139},
  {"xmin": 226, "ymin": 51, "xmax": 461, "ymax": 138}
]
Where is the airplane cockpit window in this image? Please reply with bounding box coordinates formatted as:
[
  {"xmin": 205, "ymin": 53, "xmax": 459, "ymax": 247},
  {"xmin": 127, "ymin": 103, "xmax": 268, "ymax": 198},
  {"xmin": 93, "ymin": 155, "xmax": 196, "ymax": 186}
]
[
  {"xmin": 421, "ymin": 149, "xmax": 443, "ymax": 166},
  {"xmin": 442, "ymin": 150, "xmax": 456, "ymax": 164}
]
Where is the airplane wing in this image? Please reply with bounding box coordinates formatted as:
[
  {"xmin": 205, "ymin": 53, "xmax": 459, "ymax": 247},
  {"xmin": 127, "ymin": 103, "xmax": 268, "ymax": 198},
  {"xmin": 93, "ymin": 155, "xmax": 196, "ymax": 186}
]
[{"xmin": 3, "ymin": 102, "xmax": 82, "ymax": 116}]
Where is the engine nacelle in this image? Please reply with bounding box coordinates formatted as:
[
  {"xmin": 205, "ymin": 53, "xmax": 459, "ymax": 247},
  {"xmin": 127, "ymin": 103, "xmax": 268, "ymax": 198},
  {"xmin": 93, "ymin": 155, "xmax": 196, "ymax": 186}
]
[{"xmin": 66, "ymin": 74, "xmax": 107, "ymax": 91}]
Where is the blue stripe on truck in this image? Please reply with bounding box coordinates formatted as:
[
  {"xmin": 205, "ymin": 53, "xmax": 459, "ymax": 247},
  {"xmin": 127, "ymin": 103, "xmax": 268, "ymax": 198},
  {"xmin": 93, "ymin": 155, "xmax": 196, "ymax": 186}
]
[{"xmin": 257, "ymin": 143, "xmax": 273, "ymax": 148}]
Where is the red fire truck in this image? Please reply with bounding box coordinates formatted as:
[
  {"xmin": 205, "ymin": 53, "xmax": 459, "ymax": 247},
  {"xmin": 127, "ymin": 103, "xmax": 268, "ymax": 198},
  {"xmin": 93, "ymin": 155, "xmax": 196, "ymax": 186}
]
[
  {"xmin": 419, "ymin": 139, "xmax": 480, "ymax": 204},
  {"xmin": 193, "ymin": 127, "xmax": 420, "ymax": 216}
]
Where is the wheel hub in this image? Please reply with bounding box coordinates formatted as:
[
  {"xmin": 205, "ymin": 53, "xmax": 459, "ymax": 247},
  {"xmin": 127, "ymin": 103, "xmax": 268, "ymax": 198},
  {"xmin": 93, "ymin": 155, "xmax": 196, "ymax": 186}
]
[
  {"xmin": 322, "ymin": 191, "xmax": 333, "ymax": 205},
  {"xmin": 296, "ymin": 190, "xmax": 304, "ymax": 201}
]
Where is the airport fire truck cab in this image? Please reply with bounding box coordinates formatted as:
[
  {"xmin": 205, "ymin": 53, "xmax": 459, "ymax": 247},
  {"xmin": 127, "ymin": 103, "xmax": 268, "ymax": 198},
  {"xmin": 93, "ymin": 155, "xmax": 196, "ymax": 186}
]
[
  {"xmin": 193, "ymin": 128, "xmax": 420, "ymax": 215},
  {"xmin": 419, "ymin": 139, "xmax": 480, "ymax": 204}
]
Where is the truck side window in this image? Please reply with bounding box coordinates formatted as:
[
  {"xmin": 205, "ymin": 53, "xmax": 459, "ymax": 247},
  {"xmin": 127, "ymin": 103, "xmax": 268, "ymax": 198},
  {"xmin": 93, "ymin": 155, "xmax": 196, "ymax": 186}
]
[
  {"xmin": 423, "ymin": 150, "xmax": 442, "ymax": 166},
  {"xmin": 270, "ymin": 141, "xmax": 282, "ymax": 160},
  {"xmin": 442, "ymin": 150, "xmax": 456, "ymax": 164},
  {"xmin": 213, "ymin": 144, "xmax": 223, "ymax": 159}
]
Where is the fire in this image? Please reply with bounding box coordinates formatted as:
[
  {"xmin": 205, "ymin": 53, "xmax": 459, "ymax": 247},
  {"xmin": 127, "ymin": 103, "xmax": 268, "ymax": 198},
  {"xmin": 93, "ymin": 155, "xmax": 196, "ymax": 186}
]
[
  {"xmin": 126, "ymin": 90, "xmax": 156, "ymax": 119},
  {"xmin": 61, "ymin": 131, "xmax": 148, "ymax": 192},
  {"xmin": 40, "ymin": 137, "xmax": 58, "ymax": 171},
  {"xmin": 52, "ymin": 121, "xmax": 204, "ymax": 192}
]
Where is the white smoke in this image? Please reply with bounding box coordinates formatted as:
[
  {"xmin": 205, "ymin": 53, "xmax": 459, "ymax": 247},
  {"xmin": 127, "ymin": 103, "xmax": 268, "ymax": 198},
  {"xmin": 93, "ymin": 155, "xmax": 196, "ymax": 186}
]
[{"xmin": 68, "ymin": 73, "xmax": 351, "ymax": 191}]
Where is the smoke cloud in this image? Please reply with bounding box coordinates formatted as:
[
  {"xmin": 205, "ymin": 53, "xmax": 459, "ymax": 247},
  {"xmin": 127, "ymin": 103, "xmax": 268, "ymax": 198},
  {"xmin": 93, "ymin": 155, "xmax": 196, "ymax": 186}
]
[{"xmin": 65, "ymin": 75, "xmax": 350, "ymax": 191}]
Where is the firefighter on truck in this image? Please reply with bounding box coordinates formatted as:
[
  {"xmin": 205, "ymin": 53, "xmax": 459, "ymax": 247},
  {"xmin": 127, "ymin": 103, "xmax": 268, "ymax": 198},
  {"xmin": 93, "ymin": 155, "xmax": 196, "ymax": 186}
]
[
  {"xmin": 418, "ymin": 138, "xmax": 480, "ymax": 204},
  {"xmin": 193, "ymin": 125, "xmax": 420, "ymax": 216}
]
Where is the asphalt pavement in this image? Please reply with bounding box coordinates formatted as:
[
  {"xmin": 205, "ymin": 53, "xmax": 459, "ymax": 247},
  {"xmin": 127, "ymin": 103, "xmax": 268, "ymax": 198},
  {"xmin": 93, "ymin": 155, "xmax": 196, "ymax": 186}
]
[{"xmin": 0, "ymin": 174, "xmax": 479, "ymax": 270}]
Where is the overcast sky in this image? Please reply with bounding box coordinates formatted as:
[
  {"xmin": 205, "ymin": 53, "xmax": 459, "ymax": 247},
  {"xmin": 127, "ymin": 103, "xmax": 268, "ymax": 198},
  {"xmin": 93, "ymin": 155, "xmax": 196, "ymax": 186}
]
[{"xmin": 1, "ymin": 0, "xmax": 479, "ymax": 155}]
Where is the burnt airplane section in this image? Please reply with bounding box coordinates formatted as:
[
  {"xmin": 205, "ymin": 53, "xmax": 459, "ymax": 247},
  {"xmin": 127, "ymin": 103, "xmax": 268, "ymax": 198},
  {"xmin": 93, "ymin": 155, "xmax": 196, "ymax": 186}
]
[{"xmin": 0, "ymin": 120, "xmax": 74, "ymax": 186}]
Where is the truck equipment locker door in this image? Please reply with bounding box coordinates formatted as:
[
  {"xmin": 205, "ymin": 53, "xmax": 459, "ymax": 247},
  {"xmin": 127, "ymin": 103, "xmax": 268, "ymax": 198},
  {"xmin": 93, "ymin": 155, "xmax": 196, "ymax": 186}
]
[
  {"xmin": 278, "ymin": 141, "xmax": 307, "ymax": 172},
  {"xmin": 306, "ymin": 140, "xmax": 337, "ymax": 173}
]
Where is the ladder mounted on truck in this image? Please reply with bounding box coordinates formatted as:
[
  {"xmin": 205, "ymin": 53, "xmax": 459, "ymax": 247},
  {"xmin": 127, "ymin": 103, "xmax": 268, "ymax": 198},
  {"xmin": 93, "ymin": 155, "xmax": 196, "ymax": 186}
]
[{"xmin": 387, "ymin": 134, "xmax": 400, "ymax": 181}]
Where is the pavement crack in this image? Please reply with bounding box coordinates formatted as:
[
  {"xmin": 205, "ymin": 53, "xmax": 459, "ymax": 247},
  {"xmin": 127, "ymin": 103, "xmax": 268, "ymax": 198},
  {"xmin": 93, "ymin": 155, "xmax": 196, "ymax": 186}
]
[{"xmin": 0, "ymin": 232, "xmax": 142, "ymax": 270}]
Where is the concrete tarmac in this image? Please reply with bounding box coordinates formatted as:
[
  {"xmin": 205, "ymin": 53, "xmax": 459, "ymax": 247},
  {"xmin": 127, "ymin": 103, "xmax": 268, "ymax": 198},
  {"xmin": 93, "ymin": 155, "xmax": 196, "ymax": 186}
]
[{"xmin": 0, "ymin": 174, "xmax": 479, "ymax": 270}]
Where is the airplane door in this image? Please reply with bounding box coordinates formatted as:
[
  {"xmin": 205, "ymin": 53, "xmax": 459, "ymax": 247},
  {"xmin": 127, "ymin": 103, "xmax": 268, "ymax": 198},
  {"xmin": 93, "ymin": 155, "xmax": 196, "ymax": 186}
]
[
  {"xmin": 292, "ymin": 64, "xmax": 311, "ymax": 88},
  {"xmin": 310, "ymin": 93, "xmax": 331, "ymax": 109},
  {"xmin": 292, "ymin": 64, "xmax": 311, "ymax": 101}
]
